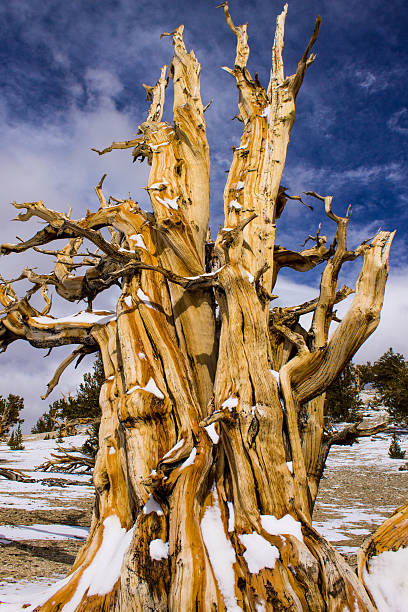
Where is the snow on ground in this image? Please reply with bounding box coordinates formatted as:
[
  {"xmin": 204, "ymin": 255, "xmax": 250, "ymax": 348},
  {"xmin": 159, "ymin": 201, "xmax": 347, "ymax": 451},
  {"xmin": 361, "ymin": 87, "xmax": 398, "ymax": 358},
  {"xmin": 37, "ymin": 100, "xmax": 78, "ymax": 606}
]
[
  {"xmin": 0, "ymin": 435, "xmax": 93, "ymax": 511},
  {"xmin": 0, "ymin": 434, "xmax": 94, "ymax": 609},
  {"xmin": 0, "ymin": 435, "xmax": 87, "ymax": 470},
  {"xmin": 313, "ymin": 427, "xmax": 408, "ymax": 556},
  {"xmin": 0, "ymin": 516, "xmax": 134, "ymax": 611},
  {"xmin": 0, "ymin": 524, "xmax": 89, "ymax": 543},
  {"xmin": 0, "ymin": 418, "xmax": 407, "ymax": 608},
  {"xmin": 0, "ymin": 576, "xmax": 66, "ymax": 611}
]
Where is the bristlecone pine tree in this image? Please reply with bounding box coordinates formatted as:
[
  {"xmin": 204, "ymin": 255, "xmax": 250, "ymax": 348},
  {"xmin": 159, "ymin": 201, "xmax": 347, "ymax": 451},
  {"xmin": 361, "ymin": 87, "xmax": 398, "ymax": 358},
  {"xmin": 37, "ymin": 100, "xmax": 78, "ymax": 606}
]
[{"xmin": 0, "ymin": 3, "xmax": 405, "ymax": 610}]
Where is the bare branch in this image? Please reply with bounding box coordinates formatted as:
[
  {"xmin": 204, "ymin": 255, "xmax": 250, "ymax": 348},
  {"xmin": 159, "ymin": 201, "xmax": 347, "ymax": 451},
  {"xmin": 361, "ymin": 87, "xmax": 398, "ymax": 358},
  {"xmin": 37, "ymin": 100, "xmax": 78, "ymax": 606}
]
[
  {"xmin": 91, "ymin": 137, "xmax": 142, "ymax": 156},
  {"xmin": 290, "ymin": 15, "xmax": 321, "ymax": 98},
  {"xmin": 143, "ymin": 65, "xmax": 167, "ymax": 123},
  {"xmin": 272, "ymin": 322, "xmax": 309, "ymax": 354},
  {"xmin": 41, "ymin": 346, "xmax": 96, "ymax": 400},
  {"xmin": 281, "ymin": 231, "xmax": 395, "ymax": 404},
  {"xmin": 95, "ymin": 174, "xmax": 108, "ymax": 208},
  {"xmin": 268, "ymin": 3, "xmax": 288, "ymax": 94},
  {"xmin": 327, "ymin": 417, "xmax": 389, "ymax": 447}
]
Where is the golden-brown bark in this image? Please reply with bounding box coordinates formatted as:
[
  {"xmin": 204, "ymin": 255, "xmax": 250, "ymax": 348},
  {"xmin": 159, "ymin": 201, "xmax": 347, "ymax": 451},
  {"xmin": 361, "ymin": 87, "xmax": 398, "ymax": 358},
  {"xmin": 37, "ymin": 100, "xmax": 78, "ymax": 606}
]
[{"xmin": 0, "ymin": 4, "xmax": 400, "ymax": 611}]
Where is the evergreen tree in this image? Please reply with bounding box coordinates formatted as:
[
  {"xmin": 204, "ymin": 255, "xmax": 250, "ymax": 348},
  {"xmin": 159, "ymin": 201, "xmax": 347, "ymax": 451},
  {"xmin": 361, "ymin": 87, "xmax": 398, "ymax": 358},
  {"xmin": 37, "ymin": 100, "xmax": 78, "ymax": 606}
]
[
  {"xmin": 324, "ymin": 362, "xmax": 363, "ymax": 423},
  {"xmin": 7, "ymin": 430, "xmax": 15, "ymax": 448},
  {"xmin": 371, "ymin": 348, "xmax": 408, "ymax": 422},
  {"xmin": 31, "ymin": 405, "xmax": 60, "ymax": 434},
  {"xmin": 8, "ymin": 424, "xmax": 25, "ymax": 450},
  {"xmin": 56, "ymin": 425, "xmax": 64, "ymax": 443},
  {"xmin": 81, "ymin": 422, "xmax": 100, "ymax": 460},
  {"xmin": 31, "ymin": 356, "xmax": 103, "ymax": 433},
  {"xmin": 0, "ymin": 394, "xmax": 24, "ymax": 437}
]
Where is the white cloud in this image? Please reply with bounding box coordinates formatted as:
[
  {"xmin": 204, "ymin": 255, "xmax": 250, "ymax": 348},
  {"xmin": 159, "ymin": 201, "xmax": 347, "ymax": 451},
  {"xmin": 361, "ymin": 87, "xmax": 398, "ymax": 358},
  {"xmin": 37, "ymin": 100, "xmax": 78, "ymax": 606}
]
[
  {"xmin": 0, "ymin": 79, "xmax": 150, "ymax": 431},
  {"xmin": 274, "ymin": 266, "xmax": 408, "ymax": 365},
  {"xmin": 285, "ymin": 161, "xmax": 406, "ymax": 197}
]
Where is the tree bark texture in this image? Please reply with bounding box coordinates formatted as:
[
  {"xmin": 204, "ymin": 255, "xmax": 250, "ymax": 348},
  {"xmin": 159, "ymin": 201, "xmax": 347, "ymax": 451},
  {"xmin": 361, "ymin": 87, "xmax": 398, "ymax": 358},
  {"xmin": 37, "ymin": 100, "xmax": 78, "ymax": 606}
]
[{"xmin": 0, "ymin": 3, "xmax": 398, "ymax": 611}]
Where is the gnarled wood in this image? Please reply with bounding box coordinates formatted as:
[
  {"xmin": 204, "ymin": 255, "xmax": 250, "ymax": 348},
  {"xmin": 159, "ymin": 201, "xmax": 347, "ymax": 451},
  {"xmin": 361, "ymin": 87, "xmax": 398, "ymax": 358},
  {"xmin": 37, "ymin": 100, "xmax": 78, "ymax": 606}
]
[{"xmin": 0, "ymin": 5, "xmax": 399, "ymax": 611}]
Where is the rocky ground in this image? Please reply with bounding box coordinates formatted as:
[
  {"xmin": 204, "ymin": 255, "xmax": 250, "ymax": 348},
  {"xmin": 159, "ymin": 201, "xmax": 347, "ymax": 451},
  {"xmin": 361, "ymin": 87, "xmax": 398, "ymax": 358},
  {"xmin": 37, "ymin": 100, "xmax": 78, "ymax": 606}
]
[
  {"xmin": 0, "ymin": 503, "xmax": 93, "ymax": 584},
  {"xmin": 313, "ymin": 432, "xmax": 408, "ymax": 568}
]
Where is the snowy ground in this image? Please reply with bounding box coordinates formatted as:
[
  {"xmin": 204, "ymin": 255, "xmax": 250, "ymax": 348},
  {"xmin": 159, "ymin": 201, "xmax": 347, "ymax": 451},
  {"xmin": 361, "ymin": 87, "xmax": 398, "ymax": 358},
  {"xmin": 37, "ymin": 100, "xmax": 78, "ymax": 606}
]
[
  {"xmin": 0, "ymin": 435, "xmax": 93, "ymax": 609},
  {"xmin": 0, "ymin": 436, "xmax": 93, "ymax": 512},
  {"xmin": 313, "ymin": 427, "xmax": 408, "ymax": 560},
  {"xmin": 0, "ymin": 425, "xmax": 407, "ymax": 609}
]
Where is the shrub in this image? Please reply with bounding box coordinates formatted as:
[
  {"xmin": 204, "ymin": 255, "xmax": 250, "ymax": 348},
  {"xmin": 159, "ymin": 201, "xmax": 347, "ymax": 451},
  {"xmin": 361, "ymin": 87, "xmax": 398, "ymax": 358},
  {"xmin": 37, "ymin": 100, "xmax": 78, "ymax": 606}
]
[
  {"xmin": 7, "ymin": 424, "xmax": 25, "ymax": 450},
  {"xmin": 388, "ymin": 433, "xmax": 406, "ymax": 459}
]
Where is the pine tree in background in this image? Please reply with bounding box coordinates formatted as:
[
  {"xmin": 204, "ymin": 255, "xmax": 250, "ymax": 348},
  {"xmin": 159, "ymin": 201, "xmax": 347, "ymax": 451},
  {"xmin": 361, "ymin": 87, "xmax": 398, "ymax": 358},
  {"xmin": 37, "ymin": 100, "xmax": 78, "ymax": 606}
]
[
  {"xmin": 31, "ymin": 405, "xmax": 60, "ymax": 434},
  {"xmin": 81, "ymin": 422, "xmax": 100, "ymax": 460},
  {"xmin": 7, "ymin": 430, "xmax": 15, "ymax": 448},
  {"xmin": 388, "ymin": 433, "xmax": 406, "ymax": 459},
  {"xmin": 31, "ymin": 356, "xmax": 103, "ymax": 434},
  {"xmin": 0, "ymin": 394, "xmax": 24, "ymax": 437},
  {"xmin": 324, "ymin": 362, "xmax": 363, "ymax": 423},
  {"xmin": 370, "ymin": 348, "xmax": 408, "ymax": 422},
  {"xmin": 8, "ymin": 424, "xmax": 25, "ymax": 450},
  {"xmin": 56, "ymin": 426, "xmax": 64, "ymax": 444}
]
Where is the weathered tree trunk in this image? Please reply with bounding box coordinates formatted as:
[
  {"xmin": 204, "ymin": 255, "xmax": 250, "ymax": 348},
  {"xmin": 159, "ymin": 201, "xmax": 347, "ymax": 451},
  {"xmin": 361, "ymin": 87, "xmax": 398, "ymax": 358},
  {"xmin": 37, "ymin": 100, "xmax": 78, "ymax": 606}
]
[{"xmin": 0, "ymin": 3, "xmax": 399, "ymax": 611}]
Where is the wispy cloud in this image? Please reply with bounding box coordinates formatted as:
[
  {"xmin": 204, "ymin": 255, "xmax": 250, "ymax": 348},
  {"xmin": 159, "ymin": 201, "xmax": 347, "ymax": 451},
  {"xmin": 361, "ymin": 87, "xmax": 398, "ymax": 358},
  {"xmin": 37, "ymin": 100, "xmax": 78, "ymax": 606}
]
[{"xmin": 388, "ymin": 108, "xmax": 408, "ymax": 135}]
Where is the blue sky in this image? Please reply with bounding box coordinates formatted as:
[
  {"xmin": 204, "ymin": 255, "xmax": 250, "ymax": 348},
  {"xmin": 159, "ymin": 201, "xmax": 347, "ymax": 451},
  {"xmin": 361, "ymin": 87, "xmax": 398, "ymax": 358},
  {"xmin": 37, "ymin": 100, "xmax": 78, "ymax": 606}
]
[{"xmin": 0, "ymin": 0, "xmax": 407, "ymax": 428}]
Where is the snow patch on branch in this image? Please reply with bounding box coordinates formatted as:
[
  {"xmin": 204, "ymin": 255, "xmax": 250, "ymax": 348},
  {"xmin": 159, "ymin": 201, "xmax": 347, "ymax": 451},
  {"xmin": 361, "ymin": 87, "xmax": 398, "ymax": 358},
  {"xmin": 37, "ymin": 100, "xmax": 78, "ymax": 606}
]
[
  {"xmin": 229, "ymin": 200, "xmax": 242, "ymax": 211},
  {"xmin": 32, "ymin": 311, "xmax": 116, "ymax": 326},
  {"xmin": 185, "ymin": 266, "xmax": 225, "ymax": 281},
  {"xmin": 261, "ymin": 514, "xmax": 303, "ymax": 541},
  {"xmin": 149, "ymin": 538, "xmax": 169, "ymax": 560},
  {"xmin": 201, "ymin": 491, "xmax": 241, "ymax": 611},
  {"xmin": 222, "ymin": 395, "xmax": 239, "ymax": 411},
  {"xmin": 124, "ymin": 295, "xmax": 133, "ymax": 307},
  {"xmin": 238, "ymin": 532, "xmax": 279, "ymax": 574},
  {"xmin": 143, "ymin": 494, "xmax": 163, "ymax": 516},
  {"xmin": 205, "ymin": 423, "xmax": 219, "ymax": 444},
  {"xmin": 162, "ymin": 438, "xmax": 184, "ymax": 459},
  {"xmin": 150, "ymin": 142, "xmax": 169, "ymax": 151},
  {"xmin": 128, "ymin": 234, "xmax": 147, "ymax": 250},
  {"xmin": 236, "ymin": 181, "xmax": 245, "ymax": 190},
  {"xmin": 136, "ymin": 288, "xmax": 159, "ymax": 311},
  {"xmin": 261, "ymin": 105, "xmax": 271, "ymax": 118},
  {"xmin": 227, "ymin": 502, "xmax": 235, "ymax": 532},
  {"xmin": 127, "ymin": 378, "xmax": 164, "ymax": 400},
  {"xmin": 155, "ymin": 195, "xmax": 179, "ymax": 210},
  {"xmin": 180, "ymin": 448, "xmax": 196, "ymax": 469}
]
